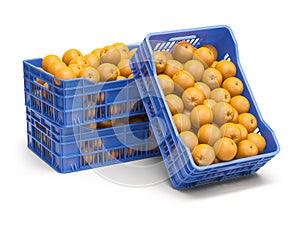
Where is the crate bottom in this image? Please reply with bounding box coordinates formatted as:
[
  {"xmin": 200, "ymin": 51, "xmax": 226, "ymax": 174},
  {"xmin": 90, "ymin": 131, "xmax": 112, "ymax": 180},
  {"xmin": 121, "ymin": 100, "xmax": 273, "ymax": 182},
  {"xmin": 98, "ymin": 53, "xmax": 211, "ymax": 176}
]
[
  {"xmin": 27, "ymin": 137, "xmax": 161, "ymax": 173},
  {"xmin": 169, "ymin": 159, "xmax": 272, "ymax": 189}
]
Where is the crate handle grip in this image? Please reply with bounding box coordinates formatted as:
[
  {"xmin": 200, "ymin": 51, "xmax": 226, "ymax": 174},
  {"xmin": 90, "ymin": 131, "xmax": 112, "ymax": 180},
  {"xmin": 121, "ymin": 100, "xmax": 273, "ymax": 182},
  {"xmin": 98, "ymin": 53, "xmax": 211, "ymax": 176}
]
[{"xmin": 169, "ymin": 35, "xmax": 197, "ymax": 42}]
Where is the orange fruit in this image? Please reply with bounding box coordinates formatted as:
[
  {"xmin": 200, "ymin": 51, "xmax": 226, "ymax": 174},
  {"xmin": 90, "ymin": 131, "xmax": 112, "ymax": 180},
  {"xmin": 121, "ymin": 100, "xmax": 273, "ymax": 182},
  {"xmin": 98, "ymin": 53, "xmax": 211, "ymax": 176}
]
[
  {"xmin": 47, "ymin": 61, "xmax": 66, "ymax": 76},
  {"xmin": 121, "ymin": 147, "xmax": 135, "ymax": 158},
  {"xmin": 180, "ymin": 131, "xmax": 199, "ymax": 152},
  {"xmin": 236, "ymin": 123, "xmax": 248, "ymax": 141},
  {"xmin": 172, "ymin": 70, "xmax": 195, "ymax": 94},
  {"xmin": 220, "ymin": 122, "xmax": 242, "ymax": 144},
  {"xmin": 91, "ymin": 48, "xmax": 102, "ymax": 58},
  {"xmin": 82, "ymin": 149, "xmax": 95, "ymax": 164},
  {"xmin": 165, "ymin": 94, "xmax": 184, "ymax": 115},
  {"xmin": 85, "ymin": 98, "xmax": 97, "ymax": 120},
  {"xmin": 98, "ymin": 120, "xmax": 113, "ymax": 129},
  {"xmin": 42, "ymin": 54, "xmax": 61, "ymax": 71},
  {"xmin": 215, "ymin": 60, "xmax": 236, "ymax": 79},
  {"xmin": 210, "ymin": 88, "xmax": 231, "ymax": 103},
  {"xmin": 214, "ymin": 137, "xmax": 237, "ymax": 161},
  {"xmin": 62, "ymin": 49, "xmax": 83, "ymax": 65},
  {"xmin": 113, "ymin": 43, "xmax": 130, "ymax": 59},
  {"xmin": 108, "ymin": 104, "xmax": 121, "ymax": 115},
  {"xmin": 129, "ymin": 116, "xmax": 144, "ymax": 124},
  {"xmin": 197, "ymin": 124, "xmax": 221, "ymax": 146},
  {"xmin": 36, "ymin": 78, "xmax": 45, "ymax": 85},
  {"xmin": 69, "ymin": 56, "xmax": 89, "ymax": 67},
  {"xmin": 164, "ymin": 60, "xmax": 183, "ymax": 78},
  {"xmin": 81, "ymin": 139, "xmax": 102, "ymax": 165},
  {"xmin": 97, "ymin": 92, "xmax": 105, "ymax": 105},
  {"xmin": 210, "ymin": 61, "xmax": 218, "ymax": 68},
  {"xmin": 84, "ymin": 138, "xmax": 102, "ymax": 151},
  {"xmin": 161, "ymin": 50, "xmax": 173, "ymax": 60},
  {"xmin": 202, "ymin": 44, "xmax": 218, "ymax": 61},
  {"xmin": 231, "ymin": 107, "xmax": 239, "ymax": 123},
  {"xmin": 84, "ymin": 53, "xmax": 100, "ymax": 68},
  {"xmin": 192, "ymin": 144, "xmax": 215, "ymax": 166},
  {"xmin": 54, "ymin": 67, "xmax": 77, "ymax": 85},
  {"xmin": 79, "ymin": 67, "xmax": 100, "ymax": 83},
  {"xmin": 181, "ymin": 87, "xmax": 205, "ymax": 110},
  {"xmin": 183, "ymin": 60, "xmax": 204, "ymax": 81},
  {"xmin": 236, "ymin": 140, "xmax": 258, "ymax": 159},
  {"xmin": 171, "ymin": 41, "xmax": 195, "ymax": 64},
  {"xmin": 85, "ymin": 123, "xmax": 98, "ymax": 130},
  {"xmin": 222, "ymin": 77, "xmax": 244, "ymax": 97},
  {"xmin": 153, "ymin": 51, "xmax": 167, "ymax": 74},
  {"xmin": 183, "ymin": 109, "xmax": 191, "ymax": 117},
  {"xmin": 68, "ymin": 64, "xmax": 83, "ymax": 78},
  {"xmin": 238, "ymin": 113, "xmax": 258, "ymax": 133},
  {"xmin": 194, "ymin": 82, "xmax": 211, "ymax": 99},
  {"xmin": 158, "ymin": 74, "xmax": 174, "ymax": 95},
  {"xmin": 190, "ymin": 105, "xmax": 213, "ymax": 128},
  {"xmin": 117, "ymin": 59, "xmax": 132, "ymax": 77},
  {"xmin": 43, "ymin": 82, "xmax": 49, "ymax": 99},
  {"xmin": 203, "ymin": 99, "xmax": 217, "ymax": 109},
  {"xmin": 172, "ymin": 113, "xmax": 191, "ymax": 133},
  {"xmin": 230, "ymin": 95, "xmax": 250, "ymax": 114},
  {"xmin": 116, "ymin": 76, "xmax": 126, "ymax": 80},
  {"xmin": 247, "ymin": 133, "xmax": 266, "ymax": 154},
  {"xmin": 212, "ymin": 102, "xmax": 235, "ymax": 125},
  {"xmin": 112, "ymin": 42, "xmax": 127, "ymax": 48},
  {"xmin": 43, "ymin": 82, "xmax": 49, "ymax": 88},
  {"xmin": 107, "ymin": 149, "xmax": 119, "ymax": 161},
  {"xmin": 100, "ymin": 45, "xmax": 121, "ymax": 65},
  {"xmin": 97, "ymin": 63, "xmax": 120, "ymax": 82},
  {"xmin": 193, "ymin": 47, "xmax": 215, "ymax": 67},
  {"xmin": 202, "ymin": 68, "xmax": 223, "ymax": 90}
]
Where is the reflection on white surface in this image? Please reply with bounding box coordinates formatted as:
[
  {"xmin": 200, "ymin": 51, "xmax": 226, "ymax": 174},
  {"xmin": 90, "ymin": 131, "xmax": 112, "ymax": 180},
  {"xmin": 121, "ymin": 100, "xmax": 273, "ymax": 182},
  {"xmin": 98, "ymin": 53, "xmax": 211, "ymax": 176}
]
[{"xmin": 93, "ymin": 156, "xmax": 169, "ymax": 187}]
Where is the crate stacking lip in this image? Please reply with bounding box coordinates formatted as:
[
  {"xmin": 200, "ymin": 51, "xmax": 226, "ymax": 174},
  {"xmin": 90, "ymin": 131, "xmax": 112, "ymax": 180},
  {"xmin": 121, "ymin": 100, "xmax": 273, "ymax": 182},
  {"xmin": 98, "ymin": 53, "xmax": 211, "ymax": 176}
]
[
  {"xmin": 26, "ymin": 107, "xmax": 160, "ymax": 173},
  {"xmin": 130, "ymin": 25, "xmax": 280, "ymax": 189},
  {"xmin": 23, "ymin": 45, "xmax": 145, "ymax": 127}
]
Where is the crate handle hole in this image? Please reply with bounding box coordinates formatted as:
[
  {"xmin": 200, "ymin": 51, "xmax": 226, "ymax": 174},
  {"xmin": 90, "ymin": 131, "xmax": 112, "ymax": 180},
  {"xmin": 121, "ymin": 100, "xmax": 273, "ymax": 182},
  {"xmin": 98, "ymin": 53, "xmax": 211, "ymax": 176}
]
[{"xmin": 169, "ymin": 35, "xmax": 197, "ymax": 42}]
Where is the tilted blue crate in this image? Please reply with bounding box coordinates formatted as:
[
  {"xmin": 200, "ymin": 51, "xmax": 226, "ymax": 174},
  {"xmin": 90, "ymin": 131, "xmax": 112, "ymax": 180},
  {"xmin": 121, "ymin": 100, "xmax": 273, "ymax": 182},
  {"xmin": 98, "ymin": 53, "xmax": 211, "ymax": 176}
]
[{"xmin": 130, "ymin": 25, "xmax": 280, "ymax": 189}]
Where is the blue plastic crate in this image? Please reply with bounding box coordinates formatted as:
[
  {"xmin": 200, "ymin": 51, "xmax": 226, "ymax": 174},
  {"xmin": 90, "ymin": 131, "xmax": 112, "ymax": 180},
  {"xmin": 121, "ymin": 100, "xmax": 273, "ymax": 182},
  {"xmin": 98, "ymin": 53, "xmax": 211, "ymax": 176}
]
[
  {"xmin": 130, "ymin": 25, "xmax": 280, "ymax": 189},
  {"xmin": 23, "ymin": 45, "xmax": 145, "ymax": 127},
  {"xmin": 26, "ymin": 107, "xmax": 159, "ymax": 173}
]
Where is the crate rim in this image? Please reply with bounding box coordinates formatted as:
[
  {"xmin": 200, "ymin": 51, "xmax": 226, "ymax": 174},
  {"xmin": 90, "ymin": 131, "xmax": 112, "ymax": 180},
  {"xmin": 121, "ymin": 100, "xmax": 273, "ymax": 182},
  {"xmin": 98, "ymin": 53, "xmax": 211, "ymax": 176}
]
[
  {"xmin": 144, "ymin": 25, "xmax": 236, "ymax": 52},
  {"xmin": 23, "ymin": 58, "xmax": 136, "ymax": 89},
  {"xmin": 23, "ymin": 43, "xmax": 140, "ymax": 88}
]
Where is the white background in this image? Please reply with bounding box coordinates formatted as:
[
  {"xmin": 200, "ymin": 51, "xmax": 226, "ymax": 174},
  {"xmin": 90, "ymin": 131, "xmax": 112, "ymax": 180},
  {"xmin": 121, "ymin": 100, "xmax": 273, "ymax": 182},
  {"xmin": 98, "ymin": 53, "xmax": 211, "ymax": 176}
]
[{"xmin": 1, "ymin": 0, "xmax": 299, "ymax": 224}]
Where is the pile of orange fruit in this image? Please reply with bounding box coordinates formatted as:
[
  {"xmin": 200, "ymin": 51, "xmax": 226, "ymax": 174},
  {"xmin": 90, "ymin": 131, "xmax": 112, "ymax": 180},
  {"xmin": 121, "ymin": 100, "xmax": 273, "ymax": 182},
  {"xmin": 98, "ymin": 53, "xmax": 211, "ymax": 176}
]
[
  {"xmin": 154, "ymin": 41, "xmax": 266, "ymax": 166},
  {"xmin": 38, "ymin": 43, "xmax": 138, "ymax": 86},
  {"xmin": 36, "ymin": 43, "xmax": 145, "ymax": 131}
]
